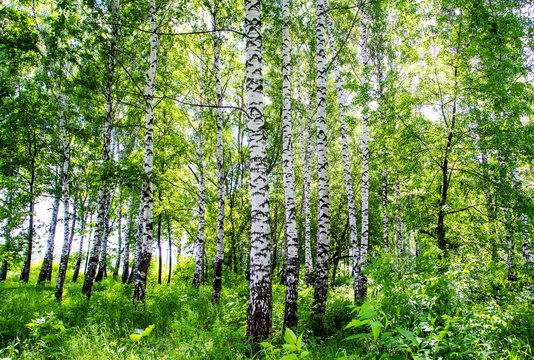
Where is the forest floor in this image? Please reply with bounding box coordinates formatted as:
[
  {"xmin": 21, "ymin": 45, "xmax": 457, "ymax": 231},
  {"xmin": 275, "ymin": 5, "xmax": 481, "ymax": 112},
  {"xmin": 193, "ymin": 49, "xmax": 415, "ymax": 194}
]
[{"xmin": 0, "ymin": 253, "xmax": 533, "ymax": 359}]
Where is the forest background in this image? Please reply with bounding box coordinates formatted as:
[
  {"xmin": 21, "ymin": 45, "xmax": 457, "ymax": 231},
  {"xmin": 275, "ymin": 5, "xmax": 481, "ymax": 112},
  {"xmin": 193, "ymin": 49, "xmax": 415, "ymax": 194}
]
[{"xmin": 1, "ymin": 0, "xmax": 534, "ymax": 358}]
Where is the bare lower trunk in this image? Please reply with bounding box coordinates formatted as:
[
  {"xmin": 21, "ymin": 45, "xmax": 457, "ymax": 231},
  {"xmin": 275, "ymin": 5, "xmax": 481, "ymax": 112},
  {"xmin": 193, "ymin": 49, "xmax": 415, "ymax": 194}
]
[
  {"xmin": 134, "ymin": 0, "xmax": 159, "ymax": 302},
  {"xmin": 312, "ymin": 0, "xmax": 331, "ymax": 324},
  {"xmin": 167, "ymin": 213, "xmax": 172, "ymax": 284},
  {"xmin": 56, "ymin": 194, "xmax": 77, "ymax": 301},
  {"xmin": 20, "ymin": 193, "xmax": 35, "ymax": 283},
  {"xmin": 37, "ymin": 195, "xmax": 60, "ymax": 285},
  {"xmin": 157, "ymin": 212, "xmax": 162, "ymax": 285},
  {"xmin": 72, "ymin": 209, "xmax": 90, "ymax": 282},
  {"xmin": 281, "ymin": 0, "xmax": 299, "ymax": 328},
  {"xmin": 355, "ymin": 6, "xmax": 370, "ymax": 301},
  {"xmin": 96, "ymin": 190, "xmax": 114, "ymax": 282},
  {"xmin": 245, "ymin": 0, "xmax": 272, "ymax": 342},
  {"xmin": 211, "ymin": 0, "xmax": 226, "ymax": 304},
  {"xmin": 192, "ymin": 107, "xmax": 206, "ymax": 288},
  {"xmin": 0, "ymin": 260, "xmax": 7, "ymax": 281},
  {"xmin": 121, "ymin": 190, "xmax": 134, "ymax": 283},
  {"xmin": 113, "ymin": 191, "xmax": 123, "ymax": 277}
]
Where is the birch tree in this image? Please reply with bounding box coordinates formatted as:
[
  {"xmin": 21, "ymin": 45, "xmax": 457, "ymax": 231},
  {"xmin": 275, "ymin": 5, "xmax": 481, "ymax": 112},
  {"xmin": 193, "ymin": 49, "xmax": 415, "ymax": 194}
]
[
  {"xmin": 37, "ymin": 194, "xmax": 60, "ymax": 285},
  {"xmin": 280, "ymin": 0, "xmax": 299, "ymax": 329},
  {"xmin": 245, "ymin": 0, "xmax": 272, "ymax": 341},
  {"xmin": 312, "ymin": 0, "xmax": 331, "ymax": 320},
  {"xmin": 133, "ymin": 0, "xmax": 161, "ymax": 302},
  {"xmin": 355, "ymin": 4, "xmax": 370, "ymax": 300},
  {"xmin": 211, "ymin": 0, "xmax": 226, "ymax": 304}
]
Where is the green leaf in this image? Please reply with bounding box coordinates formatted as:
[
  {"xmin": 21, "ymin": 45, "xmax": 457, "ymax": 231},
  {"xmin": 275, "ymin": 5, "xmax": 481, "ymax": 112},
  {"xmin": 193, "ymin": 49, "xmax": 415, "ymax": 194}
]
[
  {"xmin": 284, "ymin": 328, "xmax": 297, "ymax": 345},
  {"xmin": 370, "ymin": 320, "xmax": 384, "ymax": 340},
  {"xmin": 296, "ymin": 333, "xmax": 303, "ymax": 349},
  {"xmin": 282, "ymin": 344, "xmax": 297, "ymax": 352},
  {"xmin": 300, "ymin": 350, "xmax": 310, "ymax": 359},
  {"xmin": 345, "ymin": 319, "xmax": 368, "ymax": 329},
  {"xmin": 129, "ymin": 333, "xmax": 142, "ymax": 342},
  {"xmin": 344, "ymin": 333, "xmax": 368, "ymax": 341},
  {"xmin": 280, "ymin": 354, "xmax": 298, "ymax": 360},
  {"xmin": 399, "ymin": 329, "xmax": 418, "ymax": 346}
]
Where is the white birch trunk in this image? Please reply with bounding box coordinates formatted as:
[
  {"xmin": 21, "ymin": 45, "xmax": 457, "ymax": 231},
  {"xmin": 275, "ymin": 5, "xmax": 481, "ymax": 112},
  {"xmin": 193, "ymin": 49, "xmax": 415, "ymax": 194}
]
[
  {"xmin": 212, "ymin": 0, "xmax": 226, "ymax": 303},
  {"xmin": 313, "ymin": 0, "xmax": 331, "ymax": 320},
  {"xmin": 281, "ymin": 0, "xmax": 299, "ymax": 329},
  {"xmin": 192, "ymin": 111, "xmax": 206, "ymax": 287},
  {"xmin": 245, "ymin": 0, "xmax": 272, "ymax": 341},
  {"xmin": 355, "ymin": 6, "xmax": 370, "ymax": 300},
  {"xmin": 37, "ymin": 195, "xmax": 60, "ymax": 284},
  {"xmin": 134, "ymin": 0, "xmax": 160, "ymax": 302},
  {"xmin": 122, "ymin": 190, "xmax": 134, "ymax": 283},
  {"xmin": 72, "ymin": 204, "xmax": 89, "ymax": 282}
]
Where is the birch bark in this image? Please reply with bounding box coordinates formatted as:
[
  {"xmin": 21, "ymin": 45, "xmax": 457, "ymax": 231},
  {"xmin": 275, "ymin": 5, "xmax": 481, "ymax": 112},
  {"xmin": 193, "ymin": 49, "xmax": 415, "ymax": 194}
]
[
  {"xmin": 121, "ymin": 190, "xmax": 134, "ymax": 283},
  {"xmin": 212, "ymin": 0, "xmax": 226, "ymax": 303},
  {"xmin": 281, "ymin": 0, "xmax": 299, "ymax": 329},
  {"xmin": 355, "ymin": 5, "xmax": 370, "ymax": 300},
  {"xmin": 37, "ymin": 195, "xmax": 60, "ymax": 284},
  {"xmin": 72, "ymin": 205, "xmax": 89, "ymax": 282},
  {"xmin": 245, "ymin": 0, "xmax": 272, "ymax": 341},
  {"xmin": 134, "ymin": 0, "xmax": 160, "ymax": 302},
  {"xmin": 312, "ymin": 0, "xmax": 332, "ymax": 320}
]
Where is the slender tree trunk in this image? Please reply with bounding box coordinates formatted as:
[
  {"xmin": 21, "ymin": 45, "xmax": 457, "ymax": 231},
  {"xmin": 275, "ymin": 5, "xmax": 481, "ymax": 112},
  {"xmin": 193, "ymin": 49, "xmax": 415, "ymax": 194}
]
[
  {"xmin": 134, "ymin": 0, "xmax": 160, "ymax": 302},
  {"xmin": 396, "ymin": 182, "xmax": 403, "ymax": 258},
  {"xmin": 121, "ymin": 190, "xmax": 134, "ymax": 283},
  {"xmin": 129, "ymin": 184, "xmax": 145, "ymax": 284},
  {"xmin": 56, "ymin": 193, "xmax": 77, "ymax": 301},
  {"xmin": 312, "ymin": 0, "xmax": 331, "ymax": 322},
  {"xmin": 300, "ymin": 103, "xmax": 313, "ymax": 286},
  {"xmin": 192, "ymin": 94, "xmax": 206, "ymax": 288},
  {"xmin": 245, "ymin": 0, "xmax": 272, "ymax": 342},
  {"xmin": 281, "ymin": 0, "xmax": 299, "ymax": 328},
  {"xmin": 72, "ymin": 208, "xmax": 90, "ymax": 282},
  {"xmin": 20, "ymin": 139, "xmax": 36, "ymax": 283},
  {"xmin": 167, "ymin": 213, "xmax": 172, "ymax": 284},
  {"xmin": 96, "ymin": 189, "xmax": 115, "ymax": 282},
  {"xmin": 519, "ymin": 214, "xmax": 533, "ymax": 293},
  {"xmin": 37, "ymin": 195, "xmax": 61, "ymax": 285},
  {"xmin": 157, "ymin": 212, "xmax": 162, "ymax": 285},
  {"xmin": 113, "ymin": 190, "xmax": 123, "ymax": 277},
  {"xmin": 211, "ymin": 0, "xmax": 226, "ymax": 304},
  {"xmin": 355, "ymin": 6, "xmax": 370, "ymax": 300},
  {"xmin": 84, "ymin": 218, "xmax": 94, "ymax": 275},
  {"xmin": 0, "ymin": 261, "xmax": 7, "ymax": 281},
  {"xmin": 325, "ymin": 0, "xmax": 358, "ymax": 271},
  {"xmin": 82, "ymin": 0, "xmax": 118, "ymax": 299}
]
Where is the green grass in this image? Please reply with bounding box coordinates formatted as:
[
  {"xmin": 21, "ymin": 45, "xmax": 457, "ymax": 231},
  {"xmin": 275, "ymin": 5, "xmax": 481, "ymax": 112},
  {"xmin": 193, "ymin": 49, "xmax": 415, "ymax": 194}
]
[{"xmin": 0, "ymin": 253, "xmax": 533, "ymax": 359}]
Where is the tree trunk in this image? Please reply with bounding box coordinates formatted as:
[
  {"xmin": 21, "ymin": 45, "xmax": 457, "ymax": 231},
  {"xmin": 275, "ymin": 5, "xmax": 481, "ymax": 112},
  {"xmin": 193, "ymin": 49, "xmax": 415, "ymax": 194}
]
[
  {"xmin": 129, "ymin": 184, "xmax": 145, "ymax": 285},
  {"xmin": 96, "ymin": 189, "xmax": 115, "ymax": 282},
  {"xmin": 396, "ymin": 182, "xmax": 403, "ymax": 258},
  {"xmin": 121, "ymin": 190, "xmax": 134, "ymax": 283},
  {"xmin": 312, "ymin": 0, "xmax": 331, "ymax": 323},
  {"xmin": 0, "ymin": 260, "xmax": 7, "ymax": 281},
  {"xmin": 56, "ymin": 193, "xmax": 77, "ymax": 301},
  {"xmin": 113, "ymin": 190, "xmax": 123, "ymax": 277},
  {"xmin": 325, "ymin": 0, "xmax": 358, "ymax": 272},
  {"xmin": 281, "ymin": 0, "xmax": 299, "ymax": 328},
  {"xmin": 134, "ymin": 0, "xmax": 160, "ymax": 302},
  {"xmin": 211, "ymin": 0, "xmax": 226, "ymax": 304},
  {"xmin": 157, "ymin": 212, "xmax": 162, "ymax": 285},
  {"xmin": 300, "ymin": 101, "xmax": 313, "ymax": 286},
  {"xmin": 72, "ymin": 207, "xmax": 90, "ymax": 282},
  {"xmin": 192, "ymin": 88, "xmax": 206, "ymax": 288},
  {"xmin": 167, "ymin": 213, "xmax": 172, "ymax": 284},
  {"xmin": 355, "ymin": 6, "xmax": 370, "ymax": 300},
  {"xmin": 37, "ymin": 195, "xmax": 61, "ymax": 285},
  {"xmin": 245, "ymin": 0, "xmax": 272, "ymax": 342},
  {"xmin": 82, "ymin": 0, "xmax": 118, "ymax": 299}
]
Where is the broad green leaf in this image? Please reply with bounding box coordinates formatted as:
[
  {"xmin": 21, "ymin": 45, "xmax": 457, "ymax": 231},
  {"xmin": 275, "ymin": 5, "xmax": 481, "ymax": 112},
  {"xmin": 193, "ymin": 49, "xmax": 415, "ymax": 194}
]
[
  {"xmin": 280, "ymin": 354, "xmax": 298, "ymax": 360},
  {"xmin": 130, "ymin": 333, "xmax": 142, "ymax": 342},
  {"xmin": 282, "ymin": 344, "xmax": 297, "ymax": 352},
  {"xmin": 284, "ymin": 328, "xmax": 297, "ymax": 345},
  {"xmin": 399, "ymin": 329, "xmax": 418, "ymax": 346},
  {"xmin": 370, "ymin": 320, "xmax": 384, "ymax": 340}
]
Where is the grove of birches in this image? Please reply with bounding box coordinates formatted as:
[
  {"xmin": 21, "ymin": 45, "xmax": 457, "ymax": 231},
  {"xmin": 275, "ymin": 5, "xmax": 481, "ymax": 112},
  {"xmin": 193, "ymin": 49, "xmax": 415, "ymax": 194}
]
[{"xmin": 1, "ymin": 0, "xmax": 534, "ymax": 358}]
